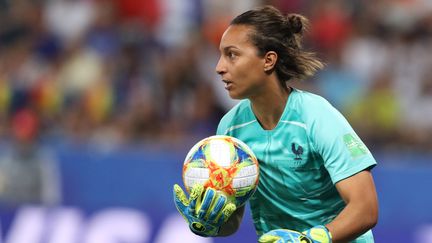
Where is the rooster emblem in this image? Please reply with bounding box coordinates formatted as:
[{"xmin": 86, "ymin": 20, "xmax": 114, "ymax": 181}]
[{"xmin": 291, "ymin": 143, "xmax": 303, "ymax": 160}]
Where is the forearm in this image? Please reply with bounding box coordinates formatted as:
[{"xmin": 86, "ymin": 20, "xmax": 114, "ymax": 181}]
[
  {"xmin": 326, "ymin": 199, "xmax": 378, "ymax": 242},
  {"xmin": 323, "ymin": 170, "xmax": 379, "ymax": 243}
]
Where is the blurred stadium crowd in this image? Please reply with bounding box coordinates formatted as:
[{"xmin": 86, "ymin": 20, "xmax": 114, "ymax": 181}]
[{"xmin": 1, "ymin": 0, "xmax": 432, "ymax": 151}]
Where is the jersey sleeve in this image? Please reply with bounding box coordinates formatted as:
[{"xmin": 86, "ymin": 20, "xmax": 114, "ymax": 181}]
[
  {"xmin": 215, "ymin": 100, "xmax": 246, "ymax": 136},
  {"xmin": 216, "ymin": 114, "xmax": 229, "ymax": 135},
  {"xmin": 308, "ymin": 99, "xmax": 377, "ymax": 184},
  {"xmin": 216, "ymin": 122, "xmax": 225, "ymax": 135}
]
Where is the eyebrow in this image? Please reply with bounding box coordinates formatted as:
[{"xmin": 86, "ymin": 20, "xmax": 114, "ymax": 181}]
[{"xmin": 221, "ymin": 45, "xmax": 240, "ymax": 52}]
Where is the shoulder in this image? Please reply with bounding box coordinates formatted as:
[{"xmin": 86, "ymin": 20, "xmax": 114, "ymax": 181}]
[
  {"xmin": 290, "ymin": 88, "xmax": 343, "ymax": 124},
  {"xmin": 217, "ymin": 100, "xmax": 255, "ymax": 135},
  {"xmin": 291, "ymin": 89, "xmax": 333, "ymax": 110}
]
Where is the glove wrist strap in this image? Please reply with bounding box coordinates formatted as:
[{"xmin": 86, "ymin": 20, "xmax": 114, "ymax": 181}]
[{"xmin": 189, "ymin": 223, "xmax": 219, "ymax": 237}]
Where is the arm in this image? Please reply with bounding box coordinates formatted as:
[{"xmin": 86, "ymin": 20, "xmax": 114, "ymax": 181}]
[
  {"xmin": 259, "ymin": 170, "xmax": 378, "ymax": 243},
  {"xmin": 325, "ymin": 170, "xmax": 378, "ymax": 243},
  {"xmin": 218, "ymin": 205, "xmax": 245, "ymax": 236}
]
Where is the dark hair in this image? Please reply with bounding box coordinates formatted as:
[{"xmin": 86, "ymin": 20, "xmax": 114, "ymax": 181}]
[{"xmin": 231, "ymin": 5, "xmax": 323, "ymax": 83}]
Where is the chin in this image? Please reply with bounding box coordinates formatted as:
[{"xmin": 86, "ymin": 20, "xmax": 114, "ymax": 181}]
[{"xmin": 228, "ymin": 92, "xmax": 244, "ymax": 100}]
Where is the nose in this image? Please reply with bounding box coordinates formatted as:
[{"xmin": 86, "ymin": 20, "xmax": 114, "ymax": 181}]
[{"xmin": 215, "ymin": 56, "xmax": 226, "ymax": 75}]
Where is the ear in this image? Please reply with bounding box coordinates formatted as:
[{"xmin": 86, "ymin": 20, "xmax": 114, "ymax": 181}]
[{"xmin": 263, "ymin": 51, "xmax": 277, "ymax": 72}]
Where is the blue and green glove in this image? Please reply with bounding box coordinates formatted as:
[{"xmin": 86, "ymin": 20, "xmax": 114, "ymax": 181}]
[
  {"xmin": 173, "ymin": 184, "xmax": 236, "ymax": 237},
  {"xmin": 258, "ymin": 225, "xmax": 332, "ymax": 243}
]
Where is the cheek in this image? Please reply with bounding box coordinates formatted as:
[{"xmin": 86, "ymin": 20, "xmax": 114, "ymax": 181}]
[
  {"xmin": 241, "ymin": 65, "xmax": 265, "ymax": 86},
  {"xmin": 235, "ymin": 59, "xmax": 264, "ymax": 82}
]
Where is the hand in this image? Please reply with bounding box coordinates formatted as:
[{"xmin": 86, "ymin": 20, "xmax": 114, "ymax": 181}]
[
  {"xmin": 303, "ymin": 225, "xmax": 332, "ymax": 243},
  {"xmin": 258, "ymin": 229, "xmax": 312, "ymax": 243},
  {"xmin": 258, "ymin": 225, "xmax": 331, "ymax": 243},
  {"xmin": 173, "ymin": 183, "xmax": 236, "ymax": 237}
]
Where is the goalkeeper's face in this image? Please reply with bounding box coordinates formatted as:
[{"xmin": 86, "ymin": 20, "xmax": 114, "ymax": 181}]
[{"xmin": 215, "ymin": 25, "xmax": 269, "ymax": 100}]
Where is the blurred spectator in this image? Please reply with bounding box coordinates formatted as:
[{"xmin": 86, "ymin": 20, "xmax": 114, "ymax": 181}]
[
  {"xmin": 346, "ymin": 72, "xmax": 401, "ymax": 149},
  {"xmin": 0, "ymin": 109, "xmax": 61, "ymax": 206},
  {"xmin": 309, "ymin": 0, "xmax": 352, "ymax": 54},
  {"xmin": 43, "ymin": 0, "xmax": 95, "ymax": 46},
  {"xmin": 315, "ymin": 45, "xmax": 365, "ymax": 112},
  {"xmin": 0, "ymin": 0, "xmax": 431, "ymax": 151}
]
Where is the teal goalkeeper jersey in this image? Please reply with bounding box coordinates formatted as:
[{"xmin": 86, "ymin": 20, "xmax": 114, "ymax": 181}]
[{"xmin": 216, "ymin": 88, "xmax": 376, "ymax": 243}]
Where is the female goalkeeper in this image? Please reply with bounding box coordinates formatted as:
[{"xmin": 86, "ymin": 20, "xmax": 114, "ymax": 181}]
[{"xmin": 174, "ymin": 5, "xmax": 378, "ymax": 243}]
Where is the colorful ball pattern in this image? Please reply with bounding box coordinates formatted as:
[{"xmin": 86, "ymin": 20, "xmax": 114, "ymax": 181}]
[{"xmin": 183, "ymin": 135, "xmax": 259, "ymax": 207}]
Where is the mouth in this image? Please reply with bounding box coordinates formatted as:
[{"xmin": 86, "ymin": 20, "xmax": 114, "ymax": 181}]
[{"xmin": 222, "ymin": 80, "xmax": 233, "ymax": 90}]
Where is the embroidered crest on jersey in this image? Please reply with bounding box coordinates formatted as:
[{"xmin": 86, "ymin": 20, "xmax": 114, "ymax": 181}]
[
  {"xmin": 291, "ymin": 143, "xmax": 304, "ymax": 160},
  {"xmin": 272, "ymin": 141, "xmax": 307, "ymax": 168},
  {"xmin": 343, "ymin": 133, "xmax": 368, "ymax": 157}
]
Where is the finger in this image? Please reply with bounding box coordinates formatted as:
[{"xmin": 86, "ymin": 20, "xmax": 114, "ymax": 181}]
[
  {"xmin": 260, "ymin": 229, "xmax": 305, "ymax": 243},
  {"xmin": 207, "ymin": 193, "xmax": 226, "ymax": 222},
  {"xmin": 188, "ymin": 184, "xmax": 204, "ymax": 215},
  {"xmin": 216, "ymin": 202, "xmax": 236, "ymax": 225},
  {"xmin": 258, "ymin": 234, "xmax": 281, "ymax": 243},
  {"xmin": 173, "ymin": 184, "xmax": 188, "ymax": 208},
  {"xmin": 198, "ymin": 188, "xmax": 217, "ymax": 219}
]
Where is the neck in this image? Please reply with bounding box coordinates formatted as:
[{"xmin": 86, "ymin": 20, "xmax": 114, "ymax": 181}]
[{"xmin": 250, "ymin": 86, "xmax": 291, "ymax": 130}]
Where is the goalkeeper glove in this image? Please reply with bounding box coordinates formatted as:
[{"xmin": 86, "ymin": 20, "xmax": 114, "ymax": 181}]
[
  {"xmin": 173, "ymin": 183, "xmax": 236, "ymax": 237},
  {"xmin": 303, "ymin": 225, "xmax": 332, "ymax": 243},
  {"xmin": 258, "ymin": 225, "xmax": 332, "ymax": 243}
]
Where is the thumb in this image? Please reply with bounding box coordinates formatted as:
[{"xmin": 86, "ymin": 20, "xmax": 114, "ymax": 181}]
[
  {"xmin": 258, "ymin": 234, "xmax": 280, "ymax": 243},
  {"xmin": 223, "ymin": 202, "xmax": 236, "ymax": 215},
  {"xmin": 215, "ymin": 201, "xmax": 236, "ymax": 225}
]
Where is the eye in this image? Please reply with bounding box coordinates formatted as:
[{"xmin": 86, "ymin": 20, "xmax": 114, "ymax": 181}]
[{"xmin": 227, "ymin": 51, "xmax": 237, "ymax": 60}]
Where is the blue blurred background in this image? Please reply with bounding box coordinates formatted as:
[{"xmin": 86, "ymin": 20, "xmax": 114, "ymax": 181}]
[{"xmin": 0, "ymin": 0, "xmax": 431, "ymax": 242}]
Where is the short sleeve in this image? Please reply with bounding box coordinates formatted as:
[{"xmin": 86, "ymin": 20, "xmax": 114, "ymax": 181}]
[
  {"xmin": 309, "ymin": 100, "xmax": 377, "ymax": 184},
  {"xmin": 216, "ymin": 115, "xmax": 229, "ymax": 136}
]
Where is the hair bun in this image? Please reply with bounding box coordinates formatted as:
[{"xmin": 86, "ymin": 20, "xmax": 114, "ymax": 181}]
[{"xmin": 287, "ymin": 14, "xmax": 305, "ymax": 34}]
